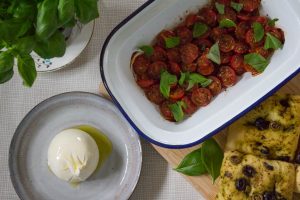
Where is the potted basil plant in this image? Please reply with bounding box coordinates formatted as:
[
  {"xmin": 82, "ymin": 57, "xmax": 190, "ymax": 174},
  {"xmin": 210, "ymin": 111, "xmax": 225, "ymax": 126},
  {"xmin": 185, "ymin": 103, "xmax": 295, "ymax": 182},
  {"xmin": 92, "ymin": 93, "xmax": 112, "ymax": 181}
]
[{"xmin": 0, "ymin": 0, "xmax": 99, "ymax": 87}]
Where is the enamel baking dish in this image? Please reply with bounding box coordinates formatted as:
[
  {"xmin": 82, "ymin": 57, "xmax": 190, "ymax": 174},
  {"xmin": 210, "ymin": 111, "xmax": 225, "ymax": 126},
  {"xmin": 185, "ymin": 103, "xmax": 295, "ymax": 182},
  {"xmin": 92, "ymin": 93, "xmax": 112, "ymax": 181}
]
[{"xmin": 100, "ymin": 0, "xmax": 300, "ymax": 148}]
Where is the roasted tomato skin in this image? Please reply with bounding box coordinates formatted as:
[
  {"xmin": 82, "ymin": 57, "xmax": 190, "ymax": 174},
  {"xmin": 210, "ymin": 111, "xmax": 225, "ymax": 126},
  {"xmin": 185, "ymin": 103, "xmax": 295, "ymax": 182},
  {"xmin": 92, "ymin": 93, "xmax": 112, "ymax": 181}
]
[
  {"xmin": 151, "ymin": 46, "xmax": 167, "ymax": 62},
  {"xmin": 132, "ymin": 54, "xmax": 150, "ymax": 75},
  {"xmin": 230, "ymin": 54, "xmax": 245, "ymax": 76},
  {"xmin": 218, "ymin": 7, "xmax": 237, "ymax": 23},
  {"xmin": 240, "ymin": 0, "xmax": 261, "ymax": 12},
  {"xmin": 245, "ymin": 30, "xmax": 263, "ymax": 47},
  {"xmin": 251, "ymin": 46, "xmax": 273, "ymax": 59},
  {"xmin": 146, "ymin": 84, "xmax": 165, "ymax": 105},
  {"xmin": 210, "ymin": 27, "xmax": 227, "ymax": 41},
  {"xmin": 167, "ymin": 48, "xmax": 181, "ymax": 63},
  {"xmin": 169, "ymin": 62, "xmax": 181, "ymax": 76},
  {"xmin": 193, "ymin": 39, "xmax": 212, "ymax": 52},
  {"xmin": 180, "ymin": 43, "xmax": 199, "ymax": 64},
  {"xmin": 147, "ymin": 61, "xmax": 167, "ymax": 79},
  {"xmin": 160, "ymin": 101, "xmax": 174, "ymax": 121},
  {"xmin": 170, "ymin": 87, "xmax": 185, "ymax": 101},
  {"xmin": 198, "ymin": 7, "xmax": 217, "ymax": 27},
  {"xmin": 182, "ymin": 63, "xmax": 197, "ymax": 73},
  {"xmin": 156, "ymin": 30, "xmax": 175, "ymax": 47},
  {"xmin": 185, "ymin": 14, "xmax": 199, "ymax": 28},
  {"xmin": 208, "ymin": 76, "xmax": 222, "ymax": 96},
  {"xmin": 221, "ymin": 52, "xmax": 233, "ymax": 64},
  {"xmin": 182, "ymin": 96, "xmax": 198, "ymax": 115},
  {"xmin": 235, "ymin": 22, "xmax": 251, "ymax": 41},
  {"xmin": 176, "ymin": 26, "xmax": 193, "ymax": 45},
  {"xmin": 234, "ymin": 42, "xmax": 249, "ymax": 54},
  {"xmin": 218, "ymin": 34, "xmax": 235, "ymax": 53},
  {"xmin": 197, "ymin": 56, "xmax": 215, "ymax": 76},
  {"xmin": 191, "ymin": 88, "xmax": 213, "ymax": 107},
  {"xmin": 217, "ymin": 66, "xmax": 237, "ymax": 87},
  {"xmin": 136, "ymin": 79, "xmax": 155, "ymax": 89},
  {"xmin": 243, "ymin": 63, "xmax": 260, "ymax": 76}
]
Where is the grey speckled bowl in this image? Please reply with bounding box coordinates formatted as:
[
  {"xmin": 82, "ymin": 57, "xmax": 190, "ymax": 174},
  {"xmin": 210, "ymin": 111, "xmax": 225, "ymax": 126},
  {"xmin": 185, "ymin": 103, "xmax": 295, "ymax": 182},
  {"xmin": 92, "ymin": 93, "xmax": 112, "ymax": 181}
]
[{"xmin": 9, "ymin": 92, "xmax": 142, "ymax": 200}]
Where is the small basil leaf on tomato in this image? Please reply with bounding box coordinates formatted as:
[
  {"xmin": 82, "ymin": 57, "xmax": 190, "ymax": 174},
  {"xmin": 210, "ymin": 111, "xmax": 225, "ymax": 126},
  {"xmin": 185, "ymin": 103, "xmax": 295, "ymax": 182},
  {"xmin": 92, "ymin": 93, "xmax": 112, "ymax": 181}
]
[
  {"xmin": 264, "ymin": 33, "xmax": 283, "ymax": 50},
  {"xmin": 231, "ymin": 2, "xmax": 243, "ymax": 12},
  {"xmin": 175, "ymin": 148, "xmax": 207, "ymax": 176},
  {"xmin": 193, "ymin": 22, "xmax": 208, "ymax": 38},
  {"xmin": 139, "ymin": 45, "xmax": 154, "ymax": 57},
  {"xmin": 252, "ymin": 22, "xmax": 264, "ymax": 42},
  {"xmin": 244, "ymin": 53, "xmax": 270, "ymax": 73},
  {"xmin": 179, "ymin": 72, "xmax": 189, "ymax": 86},
  {"xmin": 268, "ymin": 18, "xmax": 279, "ymax": 27},
  {"xmin": 207, "ymin": 43, "xmax": 221, "ymax": 65},
  {"xmin": 215, "ymin": 2, "xmax": 225, "ymax": 15},
  {"xmin": 189, "ymin": 73, "xmax": 212, "ymax": 87},
  {"xmin": 160, "ymin": 71, "xmax": 178, "ymax": 98},
  {"xmin": 219, "ymin": 18, "xmax": 236, "ymax": 28},
  {"xmin": 165, "ymin": 37, "xmax": 180, "ymax": 48},
  {"xmin": 169, "ymin": 101, "xmax": 185, "ymax": 122}
]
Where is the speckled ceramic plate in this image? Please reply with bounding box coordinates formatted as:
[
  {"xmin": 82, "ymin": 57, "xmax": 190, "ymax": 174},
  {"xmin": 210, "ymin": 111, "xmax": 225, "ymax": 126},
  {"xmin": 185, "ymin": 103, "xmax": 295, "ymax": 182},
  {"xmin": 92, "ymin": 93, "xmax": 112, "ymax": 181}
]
[
  {"xmin": 9, "ymin": 92, "xmax": 142, "ymax": 200},
  {"xmin": 34, "ymin": 21, "xmax": 94, "ymax": 73}
]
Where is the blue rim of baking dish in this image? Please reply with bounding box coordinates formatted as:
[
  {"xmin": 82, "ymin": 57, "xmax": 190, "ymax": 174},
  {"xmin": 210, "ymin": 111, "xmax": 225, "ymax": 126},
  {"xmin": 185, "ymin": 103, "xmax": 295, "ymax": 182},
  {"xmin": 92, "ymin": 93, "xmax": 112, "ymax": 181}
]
[{"xmin": 99, "ymin": 0, "xmax": 300, "ymax": 149}]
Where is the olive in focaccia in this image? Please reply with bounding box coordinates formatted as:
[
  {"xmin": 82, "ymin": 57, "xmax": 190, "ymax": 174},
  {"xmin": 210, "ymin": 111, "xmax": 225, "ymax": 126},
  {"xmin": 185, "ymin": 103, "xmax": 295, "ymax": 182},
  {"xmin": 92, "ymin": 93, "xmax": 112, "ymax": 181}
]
[
  {"xmin": 226, "ymin": 94, "xmax": 300, "ymax": 161},
  {"xmin": 216, "ymin": 151, "xmax": 295, "ymax": 200}
]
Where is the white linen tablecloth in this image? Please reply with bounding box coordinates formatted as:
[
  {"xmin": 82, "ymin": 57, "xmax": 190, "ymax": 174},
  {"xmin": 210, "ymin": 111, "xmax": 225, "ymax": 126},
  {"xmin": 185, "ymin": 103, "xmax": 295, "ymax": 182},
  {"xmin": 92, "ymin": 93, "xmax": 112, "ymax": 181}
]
[{"xmin": 0, "ymin": 0, "xmax": 204, "ymax": 199}]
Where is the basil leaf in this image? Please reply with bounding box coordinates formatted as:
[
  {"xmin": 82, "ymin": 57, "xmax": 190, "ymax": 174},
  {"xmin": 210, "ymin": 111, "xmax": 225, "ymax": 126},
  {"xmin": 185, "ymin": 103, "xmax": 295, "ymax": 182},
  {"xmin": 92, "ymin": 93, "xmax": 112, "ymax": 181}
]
[
  {"xmin": 244, "ymin": 53, "xmax": 269, "ymax": 73},
  {"xmin": 189, "ymin": 73, "xmax": 212, "ymax": 87},
  {"xmin": 165, "ymin": 37, "xmax": 180, "ymax": 48},
  {"xmin": 268, "ymin": 18, "xmax": 279, "ymax": 27},
  {"xmin": 0, "ymin": 51, "xmax": 14, "ymax": 73},
  {"xmin": 17, "ymin": 54, "xmax": 37, "ymax": 87},
  {"xmin": 252, "ymin": 22, "xmax": 264, "ymax": 42},
  {"xmin": 0, "ymin": 18, "xmax": 32, "ymax": 40},
  {"xmin": 0, "ymin": 69, "xmax": 14, "ymax": 84},
  {"xmin": 175, "ymin": 148, "xmax": 207, "ymax": 176},
  {"xmin": 219, "ymin": 18, "xmax": 236, "ymax": 28},
  {"xmin": 58, "ymin": 0, "xmax": 75, "ymax": 26},
  {"xmin": 193, "ymin": 22, "xmax": 208, "ymax": 38},
  {"xmin": 12, "ymin": 2, "xmax": 36, "ymax": 20},
  {"xmin": 34, "ymin": 31, "xmax": 66, "ymax": 59},
  {"xmin": 264, "ymin": 33, "xmax": 283, "ymax": 50},
  {"xmin": 74, "ymin": 0, "xmax": 99, "ymax": 24},
  {"xmin": 169, "ymin": 101, "xmax": 185, "ymax": 122},
  {"xmin": 36, "ymin": 0, "xmax": 59, "ymax": 40},
  {"xmin": 231, "ymin": 2, "xmax": 243, "ymax": 12},
  {"xmin": 207, "ymin": 43, "xmax": 221, "ymax": 65},
  {"xmin": 201, "ymin": 138, "xmax": 224, "ymax": 183},
  {"xmin": 12, "ymin": 36, "xmax": 36, "ymax": 54},
  {"xmin": 215, "ymin": 2, "xmax": 225, "ymax": 15},
  {"xmin": 179, "ymin": 72, "xmax": 189, "ymax": 86},
  {"xmin": 160, "ymin": 71, "xmax": 177, "ymax": 98},
  {"xmin": 139, "ymin": 45, "xmax": 154, "ymax": 57}
]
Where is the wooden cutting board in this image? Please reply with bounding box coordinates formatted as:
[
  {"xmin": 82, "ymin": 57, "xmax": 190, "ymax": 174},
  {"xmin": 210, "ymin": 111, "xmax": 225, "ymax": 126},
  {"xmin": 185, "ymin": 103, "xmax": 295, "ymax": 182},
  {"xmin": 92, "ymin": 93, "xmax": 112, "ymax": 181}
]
[{"xmin": 100, "ymin": 73, "xmax": 300, "ymax": 199}]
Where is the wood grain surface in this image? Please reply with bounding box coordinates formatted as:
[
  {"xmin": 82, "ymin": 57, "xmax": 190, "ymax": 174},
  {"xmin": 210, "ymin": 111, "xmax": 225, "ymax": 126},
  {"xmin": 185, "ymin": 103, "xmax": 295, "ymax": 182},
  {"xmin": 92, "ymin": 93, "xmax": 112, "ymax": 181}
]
[{"xmin": 100, "ymin": 73, "xmax": 300, "ymax": 199}]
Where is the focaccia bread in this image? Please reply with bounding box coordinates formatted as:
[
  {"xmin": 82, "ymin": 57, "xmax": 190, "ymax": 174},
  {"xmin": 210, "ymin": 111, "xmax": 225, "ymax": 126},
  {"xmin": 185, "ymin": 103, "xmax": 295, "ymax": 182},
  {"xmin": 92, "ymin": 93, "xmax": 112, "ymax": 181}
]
[
  {"xmin": 226, "ymin": 94, "xmax": 300, "ymax": 161},
  {"xmin": 216, "ymin": 151, "xmax": 295, "ymax": 200}
]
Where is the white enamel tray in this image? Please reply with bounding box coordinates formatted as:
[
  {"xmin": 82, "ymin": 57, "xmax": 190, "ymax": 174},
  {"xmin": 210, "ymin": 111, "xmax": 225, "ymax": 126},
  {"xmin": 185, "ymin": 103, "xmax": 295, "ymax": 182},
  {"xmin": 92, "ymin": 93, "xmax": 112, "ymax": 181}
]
[{"xmin": 100, "ymin": 0, "xmax": 300, "ymax": 148}]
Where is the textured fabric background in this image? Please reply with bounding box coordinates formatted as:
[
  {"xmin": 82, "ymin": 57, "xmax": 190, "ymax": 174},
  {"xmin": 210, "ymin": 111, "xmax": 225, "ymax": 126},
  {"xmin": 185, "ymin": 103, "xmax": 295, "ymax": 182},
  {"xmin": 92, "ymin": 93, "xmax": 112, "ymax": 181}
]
[{"xmin": 0, "ymin": 0, "xmax": 204, "ymax": 199}]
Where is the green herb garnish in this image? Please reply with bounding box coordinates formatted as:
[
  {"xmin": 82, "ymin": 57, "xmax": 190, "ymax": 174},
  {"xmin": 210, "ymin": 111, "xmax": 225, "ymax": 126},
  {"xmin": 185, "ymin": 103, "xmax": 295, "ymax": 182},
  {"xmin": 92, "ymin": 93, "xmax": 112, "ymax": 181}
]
[
  {"xmin": 244, "ymin": 53, "xmax": 270, "ymax": 73},
  {"xmin": 179, "ymin": 72, "xmax": 212, "ymax": 90},
  {"xmin": 160, "ymin": 71, "xmax": 178, "ymax": 98},
  {"xmin": 17, "ymin": 54, "xmax": 37, "ymax": 87},
  {"xmin": 169, "ymin": 101, "xmax": 185, "ymax": 122},
  {"xmin": 215, "ymin": 2, "xmax": 225, "ymax": 15},
  {"xmin": 193, "ymin": 22, "xmax": 208, "ymax": 38},
  {"xmin": 165, "ymin": 37, "xmax": 181, "ymax": 48},
  {"xmin": 207, "ymin": 43, "xmax": 221, "ymax": 65},
  {"xmin": 231, "ymin": 2, "xmax": 243, "ymax": 12},
  {"xmin": 268, "ymin": 18, "xmax": 279, "ymax": 27},
  {"xmin": 139, "ymin": 45, "xmax": 154, "ymax": 57},
  {"xmin": 252, "ymin": 22, "xmax": 264, "ymax": 42},
  {"xmin": 179, "ymin": 72, "xmax": 189, "ymax": 86},
  {"xmin": 264, "ymin": 33, "xmax": 283, "ymax": 50},
  {"xmin": 219, "ymin": 18, "xmax": 236, "ymax": 28}
]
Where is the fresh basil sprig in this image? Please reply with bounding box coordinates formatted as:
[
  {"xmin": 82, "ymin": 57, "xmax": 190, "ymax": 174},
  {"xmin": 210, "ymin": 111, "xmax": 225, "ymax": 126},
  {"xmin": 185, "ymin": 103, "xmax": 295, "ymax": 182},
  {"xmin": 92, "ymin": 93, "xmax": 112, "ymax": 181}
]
[
  {"xmin": 160, "ymin": 71, "xmax": 178, "ymax": 98},
  {"xmin": 252, "ymin": 22, "xmax": 264, "ymax": 42},
  {"xmin": 193, "ymin": 22, "xmax": 208, "ymax": 38},
  {"xmin": 215, "ymin": 2, "xmax": 225, "ymax": 15},
  {"xmin": 207, "ymin": 43, "xmax": 221, "ymax": 65},
  {"xmin": 179, "ymin": 72, "xmax": 212, "ymax": 90},
  {"xmin": 231, "ymin": 2, "xmax": 243, "ymax": 12},
  {"xmin": 165, "ymin": 37, "xmax": 180, "ymax": 48},
  {"xmin": 169, "ymin": 101, "xmax": 186, "ymax": 122},
  {"xmin": 244, "ymin": 53, "xmax": 270, "ymax": 73},
  {"xmin": 219, "ymin": 18, "xmax": 236, "ymax": 28},
  {"xmin": 175, "ymin": 138, "xmax": 224, "ymax": 183},
  {"xmin": 139, "ymin": 45, "xmax": 154, "ymax": 57},
  {"xmin": 268, "ymin": 18, "xmax": 279, "ymax": 27},
  {"xmin": 264, "ymin": 33, "xmax": 283, "ymax": 50}
]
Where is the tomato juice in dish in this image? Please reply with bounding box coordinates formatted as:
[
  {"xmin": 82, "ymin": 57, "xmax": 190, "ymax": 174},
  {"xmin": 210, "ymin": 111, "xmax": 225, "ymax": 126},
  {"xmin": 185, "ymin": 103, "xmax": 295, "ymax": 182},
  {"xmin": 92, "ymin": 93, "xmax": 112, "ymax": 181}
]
[{"xmin": 131, "ymin": 0, "xmax": 285, "ymax": 122}]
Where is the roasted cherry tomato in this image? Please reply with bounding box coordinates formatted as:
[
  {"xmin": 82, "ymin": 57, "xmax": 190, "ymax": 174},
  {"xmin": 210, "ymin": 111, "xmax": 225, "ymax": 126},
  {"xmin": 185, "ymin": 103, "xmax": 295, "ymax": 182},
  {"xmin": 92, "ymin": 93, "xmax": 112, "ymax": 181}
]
[
  {"xmin": 215, "ymin": 0, "xmax": 230, "ymax": 6},
  {"xmin": 243, "ymin": 63, "xmax": 260, "ymax": 76},
  {"xmin": 210, "ymin": 27, "xmax": 227, "ymax": 41},
  {"xmin": 182, "ymin": 96, "xmax": 198, "ymax": 115},
  {"xmin": 136, "ymin": 79, "xmax": 155, "ymax": 89},
  {"xmin": 208, "ymin": 76, "xmax": 222, "ymax": 96},
  {"xmin": 160, "ymin": 101, "xmax": 174, "ymax": 121},
  {"xmin": 185, "ymin": 14, "xmax": 199, "ymax": 28},
  {"xmin": 221, "ymin": 52, "xmax": 233, "ymax": 64},
  {"xmin": 251, "ymin": 46, "xmax": 273, "ymax": 58},
  {"xmin": 234, "ymin": 42, "xmax": 249, "ymax": 54},
  {"xmin": 237, "ymin": 12, "xmax": 252, "ymax": 21},
  {"xmin": 245, "ymin": 30, "xmax": 263, "ymax": 47},
  {"xmin": 197, "ymin": 56, "xmax": 215, "ymax": 76},
  {"xmin": 170, "ymin": 87, "xmax": 185, "ymax": 101},
  {"xmin": 132, "ymin": 54, "xmax": 150, "ymax": 75},
  {"xmin": 151, "ymin": 46, "xmax": 167, "ymax": 62},
  {"xmin": 266, "ymin": 27, "xmax": 285, "ymax": 43},
  {"xmin": 176, "ymin": 26, "xmax": 193, "ymax": 45},
  {"xmin": 180, "ymin": 43, "xmax": 199, "ymax": 64},
  {"xmin": 198, "ymin": 7, "xmax": 217, "ymax": 27},
  {"xmin": 217, "ymin": 66, "xmax": 237, "ymax": 87},
  {"xmin": 169, "ymin": 62, "xmax": 181, "ymax": 76},
  {"xmin": 156, "ymin": 30, "xmax": 175, "ymax": 47},
  {"xmin": 182, "ymin": 63, "xmax": 197, "ymax": 73},
  {"xmin": 235, "ymin": 22, "xmax": 250, "ymax": 41},
  {"xmin": 218, "ymin": 34, "xmax": 235, "ymax": 53},
  {"xmin": 193, "ymin": 39, "xmax": 213, "ymax": 51},
  {"xmin": 230, "ymin": 54, "xmax": 245, "ymax": 75},
  {"xmin": 218, "ymin": 7, "xmax": 237, "ymax": 23},
  {"xmin": 147, "ymin": 61, "xmax": 167, "ymax": 79},
  {"xmin": 254, "ymin": 16, "xmax": 268, "ymax": 27},
  {"xmin": 240, "ymin": 0, "xmax": 261, "ymax": 12},
  {"xmin": 146, "ymin": 84, "xmax": 165, "ymax": 105},
  {"xmin": 167, "ymin": 48, "xmax": 181, "ymax": 63},
  {"xmin": 191, "ymin": 88, "xmax": 213, "ymax": 107}
]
